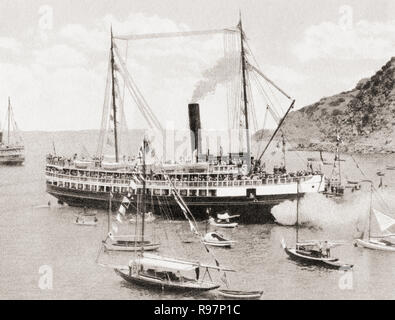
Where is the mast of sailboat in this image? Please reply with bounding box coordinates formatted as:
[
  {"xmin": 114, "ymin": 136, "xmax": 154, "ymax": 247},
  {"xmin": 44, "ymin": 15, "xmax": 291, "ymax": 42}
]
[
  {"xmin": 7, "ymin": 97, "xmax": 11, "ymax": 144},
  {"xmin": 368, "ymin": 181, "xmax": 373, "ymax": 240},
  {"xmin": 141, "ymin": 138, "xmax": 146, "ymax": 250},
  {"xmin": 108, "ymin": 192, "xmax": 112, "ymax": 234},
  {"xmin": 282, "ymin": 134, "xmax": 286, "ymax": 168},
  {"xmin": 296, "ymin": 179, "xmax": 300, "ymax": 243},
  {"xmin": 110, "ymin": 26, "xmax": 119, "ymax": 163},
  {"xmin": 238, "ymin": 13, "xmax": 251, "ymax": 173}
]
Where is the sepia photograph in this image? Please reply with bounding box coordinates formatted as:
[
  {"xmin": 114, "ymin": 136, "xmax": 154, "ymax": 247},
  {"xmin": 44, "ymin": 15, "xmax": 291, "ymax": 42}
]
[{"xmin": 0, "ymin": 0, "xmax": 394, "ymax": 305}]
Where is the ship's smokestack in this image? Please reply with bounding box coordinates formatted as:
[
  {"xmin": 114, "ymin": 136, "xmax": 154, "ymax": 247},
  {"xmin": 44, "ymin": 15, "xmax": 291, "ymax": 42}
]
[
  {"xmin": 188, "ymin": 103, "xmax": 202, "ymax": 158},
  {"xmin": 0, "ymin": 131, "xmax": 3, "ymax": 143}
]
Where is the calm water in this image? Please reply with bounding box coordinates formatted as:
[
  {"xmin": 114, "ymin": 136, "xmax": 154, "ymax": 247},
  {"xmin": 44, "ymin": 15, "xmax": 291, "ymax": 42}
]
[{"xmin": 1, "ymin": 132, "xmax": 395, "ymax": 300}]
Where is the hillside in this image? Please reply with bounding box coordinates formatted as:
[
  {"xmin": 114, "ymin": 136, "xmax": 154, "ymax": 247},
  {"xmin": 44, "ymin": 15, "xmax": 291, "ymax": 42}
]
[{"xmin": 259, "ymin": 57, "xmax": 395, "ymax": 153}]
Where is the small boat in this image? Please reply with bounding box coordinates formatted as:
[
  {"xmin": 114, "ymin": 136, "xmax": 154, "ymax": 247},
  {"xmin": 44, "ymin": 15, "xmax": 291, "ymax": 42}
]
[
  {"xmin": 217, "ymin": 289, "xmax": 263, "ymax": 300},
  {"xmin": 354, "ymin": 182, "xmax": 395, "ymax": 252},
  {"xmin": 282, "ymin": 179, "xmax": 353, "ymax": 270},
  {"xmin": 104, "ymin": 233, "xmax": 160, "ymax": 252},
  {"xmin": 102, "ymin": 191, "xmax": 159, "ymax": 252},
  {"xmin": 282, "ymin": 240, "xmax": 353, "ymax": 270},
  {"xmin": 208, "ymin": 212, "xmax": 239, "ymax": 228},
  {"xmin": 202, "ymin": 232, "xmax": 236, "ymax": 248},
  {"xmin": 386, "ymin": 165, "xmax": 395, "ymax": 171},
  {"xmin": 209, "ymin": 218, "xmax": 238, "ymax": 228},
  {"xmin": 0, "ymin": 98, "xmax": 25, "ymax": 166},
  {"xmin": 355, "ymin": 238, "xmax": 395, "ymax": 252},
  {"xmin": 114, "ymin": 253, "xmax": 228, "ymax": 292},
  {"xmin": 74, "ymin": 216, "xmax": 98, "ymax": 226}
]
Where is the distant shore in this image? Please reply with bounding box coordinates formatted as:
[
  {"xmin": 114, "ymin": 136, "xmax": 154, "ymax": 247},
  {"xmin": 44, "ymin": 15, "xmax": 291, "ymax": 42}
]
[{"xmin": 290, "ymin": 142, "xmax": 395, "ymax": 155}]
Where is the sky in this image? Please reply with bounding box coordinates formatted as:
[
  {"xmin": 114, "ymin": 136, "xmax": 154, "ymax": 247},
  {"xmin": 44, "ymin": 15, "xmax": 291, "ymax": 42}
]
[{"xmin": 0, "ymin": 0, "xmax": 395, "ymax": 131}]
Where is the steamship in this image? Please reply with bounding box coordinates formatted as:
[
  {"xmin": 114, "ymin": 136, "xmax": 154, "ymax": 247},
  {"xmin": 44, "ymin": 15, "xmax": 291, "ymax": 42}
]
[
  {"xmin": 0, "ymin": 98, "xmax": 25, "ymax": 165},
  {"xmin": 45, "ymin": 18, "xmax": 326, "ymax": 222}
]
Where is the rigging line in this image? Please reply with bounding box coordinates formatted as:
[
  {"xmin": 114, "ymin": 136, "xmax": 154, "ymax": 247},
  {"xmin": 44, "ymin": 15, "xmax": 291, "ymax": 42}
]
[
  {"xmin": 248, "ymin": 63, "xmax": 292, "ymax": 101},
  {"xmin": 257, "ymin": 99, "xmax": 295, "ymax": 162},
  {"xmin": 114, "ymin": 28, "xmax": 238, "ymax": 41},
  {"xmin": 250, "ymin": 70, "xmax": 277, "ymax": 117},
  {"xmin": 96, "ymin": 53, "xmax": 112, "ymax": 157},
  {"xmin": 244, "ymin": 39, "xmax": 292, "ymax": 106},
  {"xmin": 113, "ymin": 46, "xmax": 164, "ymax": 133},
  {"xmin": 350, "ymin": 154, "xmax": 393, "ymax": 213}
]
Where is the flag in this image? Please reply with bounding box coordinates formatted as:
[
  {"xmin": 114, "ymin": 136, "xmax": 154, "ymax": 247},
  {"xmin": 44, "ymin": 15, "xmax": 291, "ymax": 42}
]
[
  {"xmin": 122, "ymin": 196, "xmax": 130, "ymax": 205},
  {"xmin": 220, "ymin": 272, "xmax": 229, "ymax": 287},
  {"xmin": 188, "ymin": 220, "xmax": 199, "ymax": 236},
  {"xmin": 116, "ymin": 213, "xmax": 123, "ymax": 223},
  {"xmin": 118, "ymin": 205, "xmax": 126, "ymax": 216},
  {"xmin": 130, "ymin": 179, "xmax": 137, "ymax": 190},
  {"xmin": 111, "ymin": 223, "xmax": 118, "ymax": 233}
]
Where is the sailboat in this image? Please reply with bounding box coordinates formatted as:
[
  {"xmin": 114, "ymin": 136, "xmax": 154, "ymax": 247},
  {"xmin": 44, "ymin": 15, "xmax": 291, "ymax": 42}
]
[
  {"xmin": 0, "ymin": 97, "xmax": 25, "ymax": 165},
  {"xmin": 354, "ymin": 181, "xmax": 395, "ymax": 251},
  {"xmin": 114, "ymin": 138, "xmax": 232, "ymax": 292},
  {"xmin": 324, "ymin": 135, "xmax": 345, "ymax": 198},
  {"xmin": 102, "ymin": 168, "xmax": 160, "ymax": 252},
  {"xmin": 281, "ymin": 180, "xmax": 353, "ymax": 270}
]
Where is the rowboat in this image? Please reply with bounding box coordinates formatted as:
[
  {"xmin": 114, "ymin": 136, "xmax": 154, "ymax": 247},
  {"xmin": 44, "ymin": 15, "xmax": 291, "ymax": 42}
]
[
  {"xmin": 209, "ymin": 218, "xmax": 238, "ymax": 228},
  {"xmin": 202, "ymin": 232, "xmax": 236, "ymax": 248},
  {"xmin": 217, "ymin": 289, "xmax": 263, "ymax": 300},
  {"xmin": 74, "ymin": 218, "xmax": 98, "ymax": 226}
]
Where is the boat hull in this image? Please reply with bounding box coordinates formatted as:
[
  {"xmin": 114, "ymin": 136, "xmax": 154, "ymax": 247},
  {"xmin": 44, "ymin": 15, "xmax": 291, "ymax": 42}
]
[
  {"xmin": 355, "ymin": 239, "xmax": 395, "ymax": 252},
  {"xmin": 46, "ymin": 184, "xmax": 301, "ymax": 223},
  {"xmin": 104, "ymin": 242, "xmax": 160, "ymax": 252},
  {"xmin": 0, "ymin": 157, "xmax": 24, "ymax": 165},
  {"xmin": 202, "ymin": 240, "xmax": 234, "ymax": 248},
  {"xmin": 114, "ymin": 268, "xmax": 220, "ymax": 292},
  {"xmin": 284, "ymin": 247, "xmax": 353, "ymax": 270},
  {"xmin": 217, "ymin": 289, "xmax": 263, "ymax": 300}
]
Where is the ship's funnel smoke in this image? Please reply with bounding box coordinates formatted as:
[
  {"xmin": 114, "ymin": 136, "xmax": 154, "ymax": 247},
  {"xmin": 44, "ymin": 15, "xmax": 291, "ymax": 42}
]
[
  {"xmin": 271, "ymin": 192, "xmax": 372, "ymax": 235},
  {"xmin": 191, "ymin": 55, "xmax": 238, "ymax": 102}
]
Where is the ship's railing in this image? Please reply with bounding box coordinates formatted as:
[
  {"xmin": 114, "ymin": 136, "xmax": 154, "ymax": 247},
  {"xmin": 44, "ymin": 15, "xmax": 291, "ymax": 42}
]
[
  {"xmin": 45, "ymin": 171, "xmax": 130, "ymax": 186},
  {"xmin": 145, "ymin": 177, "xmax": 308, "ymax": 188},
  {"xmin": 46, "ymin": 170, "xmax": 315, "ymax": 188}
]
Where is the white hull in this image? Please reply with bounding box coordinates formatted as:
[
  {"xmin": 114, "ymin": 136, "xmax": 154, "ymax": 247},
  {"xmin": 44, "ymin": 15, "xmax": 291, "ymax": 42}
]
[
  {"xmin": 209, "ymin": 222, "xmax": 238, "ymax": 229},
  {"xmin": 73, "ymin": 221, "xmax": 97, "ymax": 226},
  {"xmin": 355, "ymin": 239, "xmax": 395, "ymax": 252},
  {"xmin": 104, "ymin": 242, "xmax": 160, "ymax": 252},
  {"xmin": 202, "ymin": 240, "xmax": 235, "ymax": 248}
]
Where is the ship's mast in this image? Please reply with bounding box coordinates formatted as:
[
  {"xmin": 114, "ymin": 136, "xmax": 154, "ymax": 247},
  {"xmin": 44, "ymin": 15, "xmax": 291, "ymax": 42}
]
[
  {"xmin": 141, "ymin": 138, "xmax": 146, "ymax": 251},
  {"xmin": 110, "ymin": 27, "xmax": 119, "ymax": 163},
  {"xmin": 7, "ymin": 97, "xmax": 11, "ymax": 144},
  {"xmin": 296, "ymin": 179, "xmax": 300, "ymax": 244},
  {"xmin": 238, "ymin": 14, "xmax": 251, "ymax": 173}
]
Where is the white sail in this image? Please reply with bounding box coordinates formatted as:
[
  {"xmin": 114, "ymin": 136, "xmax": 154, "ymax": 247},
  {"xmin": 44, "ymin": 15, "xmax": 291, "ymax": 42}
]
[{"xmin": 373, "ymin": 209, "xmax": 395, "ymax": 232}]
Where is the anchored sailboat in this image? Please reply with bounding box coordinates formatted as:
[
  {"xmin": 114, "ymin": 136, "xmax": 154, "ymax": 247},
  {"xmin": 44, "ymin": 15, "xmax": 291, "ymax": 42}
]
[
  {"xmin": 282, "ymin": 180, "xmax": 353, "ymax": 270},
  {"xmin": 102, "ymin": 139, "xmax": 160, "ymax": 252},
  {"xmin": 114, "ymin": 139, "xmax": 232, "ymax": 292},
  {"xmin": 354, "ymin": 181, "xmax": 395, "ymax": 251},
  {"xmin": 0, "ymin": 97, "xmax": 24, "ymax": 165}
]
